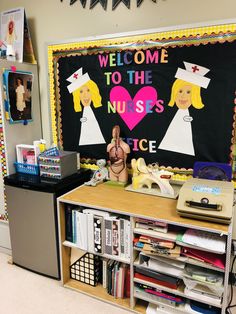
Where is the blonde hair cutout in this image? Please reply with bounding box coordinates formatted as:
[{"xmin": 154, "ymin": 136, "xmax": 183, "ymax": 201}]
[
  {"xmin": 72, "ymin": 80, "xmax": 102, "ymax": 112},
  {"xmin": 168, "ymin": 79, "xmax": 204, "ymax": 109}
]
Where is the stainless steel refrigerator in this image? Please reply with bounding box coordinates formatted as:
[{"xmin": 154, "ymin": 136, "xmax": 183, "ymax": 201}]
[{"xmin": 4, "ymin": 170, "xmax": 90, "ymax": 279}]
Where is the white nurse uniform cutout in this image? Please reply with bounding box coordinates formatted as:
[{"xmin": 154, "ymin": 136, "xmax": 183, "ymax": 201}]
[
  {"xmin": 79, "ymin": 105, "xmax": 105, "ymax": 146},
  {"xmin": 158, "ymin": 108, "xmax": 194, "ymax": 156}
]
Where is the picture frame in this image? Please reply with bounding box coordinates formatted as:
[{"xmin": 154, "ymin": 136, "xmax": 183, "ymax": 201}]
[
  {"xmin": 47, "ymin": 21, "xmax": 236, "ymax": 180},
  {"xmin": 3, "ymin": 69, "xmax": 33, "ymax": 123}
]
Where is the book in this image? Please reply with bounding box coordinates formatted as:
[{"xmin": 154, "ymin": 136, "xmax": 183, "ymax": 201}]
[
  {"xmin": 117, "ymin": 264, "xmax": 125, "ymax": 298},
  {"xmin": 107, "ymin": 260, "xmax": 115, "ymax": 295},
  {"xmin": 113, "ymin": 261, "xmax": 119, "ymax": 297},
  {"xmin": 124, "ymin": 266, "xmax": 130, "ymax": 298}
]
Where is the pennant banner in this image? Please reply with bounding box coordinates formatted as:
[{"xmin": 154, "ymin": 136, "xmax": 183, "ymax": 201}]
[{"xmin": 62, "ymin": 0, "xmax": 158, "ymax": 9}]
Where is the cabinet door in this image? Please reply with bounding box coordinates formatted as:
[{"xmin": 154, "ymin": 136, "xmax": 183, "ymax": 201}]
[{"xmin": 6, "ymin": 185, "xmax": 59, "ymax": 278}]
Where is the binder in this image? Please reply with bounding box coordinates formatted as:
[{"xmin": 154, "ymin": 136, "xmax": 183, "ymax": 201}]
[
  {"xmin": 87, "ymin": 213, "xmax": 94, "ymax": 252},
  {"xmin": 124, "ymin": 219, "xmax": 131, "ymax": 259},
  {"xmin": 72, "ymin": 209, "xmax": 77, "ymax": 244},
  {"xmin": 65, "ymin": 204, "xmax": 74, "ymax": 242},
  {"xmin": 104, "ymin": 217, "xmax": 114, "ymax": 255},
  {"xmin": 120, "ymin": 219, "xmax": 125, "ymax": 258},
  {"xmin": 94, "ymin": 215, "xmax": 104, "ymax": 254},
  {"xmin": 76, "ymin": 212, "xmax": 88, "ymax": 250},
  {"xmin": 112, "ymin": 219, "xmax": 120, "ymax": 256}
]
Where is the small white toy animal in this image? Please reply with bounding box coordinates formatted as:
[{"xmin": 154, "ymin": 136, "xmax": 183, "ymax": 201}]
[{"xmin": 85, "ymin": 159, "xmax": 109, "ymax": 186}]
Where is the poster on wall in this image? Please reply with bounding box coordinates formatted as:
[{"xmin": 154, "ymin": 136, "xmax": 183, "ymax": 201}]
[
  {"xmin": 3, "ymin": 70, "xmax": 33, "ymax": 123},
  {"xmin": 0, "ymin": 7, "xmax": 36, "ymax": 63},
  {"xmin": 0, "ymin": 8, "xmax": 24, "ymax": 62},
  {"xmin": 48, "ymin": 23, "xmax": 236, "ymax": 178}
]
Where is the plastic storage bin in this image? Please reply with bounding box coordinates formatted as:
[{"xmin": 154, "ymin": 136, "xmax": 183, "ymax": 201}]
[{"xmin": 14, "ymin": 162, "xmax": 39, "ymax": 175}]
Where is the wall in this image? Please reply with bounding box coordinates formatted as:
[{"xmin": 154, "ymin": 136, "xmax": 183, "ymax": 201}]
[{"xmin": 0, "ymin": 0, "xmax": 236, "ymax": 145}]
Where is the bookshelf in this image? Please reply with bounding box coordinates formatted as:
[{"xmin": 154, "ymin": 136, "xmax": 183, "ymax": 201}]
[{"xmin": 57, "ymin": 184, "xmax": 232, "ymax": 314}]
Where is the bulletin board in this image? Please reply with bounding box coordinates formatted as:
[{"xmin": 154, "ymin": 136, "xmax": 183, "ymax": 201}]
[{"xmin": 47, "ymin": 22, "xmax": 236, "ymax": 178}]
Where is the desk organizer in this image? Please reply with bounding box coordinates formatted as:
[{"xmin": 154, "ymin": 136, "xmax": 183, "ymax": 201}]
[
  {"xmin": 70, "ymin": 253, "xmax": 101, "ymax": 287},
  {"xmin": 38, "ymin": 150, "xmax": 77, "ymax": 179}
]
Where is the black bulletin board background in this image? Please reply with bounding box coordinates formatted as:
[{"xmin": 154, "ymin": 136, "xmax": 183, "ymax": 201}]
[{"xmin": 48, "ymin": 26, "xmax": 236, "ymax": 175}]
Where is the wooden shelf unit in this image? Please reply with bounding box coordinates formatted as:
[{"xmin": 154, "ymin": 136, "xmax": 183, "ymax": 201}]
[{"xmin": 57, "ymin": 183, "xmax": 232, "ymax": 314}]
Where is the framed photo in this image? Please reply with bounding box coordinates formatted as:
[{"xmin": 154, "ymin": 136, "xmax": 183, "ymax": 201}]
[
  {"xmin": 47, "ymin": 22, "xmax": 236, "ymax": 180},
  {"xmin": 3, "ymin": 69, "xmax": 33, "ymax": 123}
]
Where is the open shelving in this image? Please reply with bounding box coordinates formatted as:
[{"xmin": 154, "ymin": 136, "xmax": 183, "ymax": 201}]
[{"xmin": 57, "ymin": 183, "xmax": 232, "ymax": 313}]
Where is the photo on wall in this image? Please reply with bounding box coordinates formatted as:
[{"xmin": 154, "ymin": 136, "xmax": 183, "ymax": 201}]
[{"xmin": 3, "ymin": 70, "xmax": 33, "ymax": 123}]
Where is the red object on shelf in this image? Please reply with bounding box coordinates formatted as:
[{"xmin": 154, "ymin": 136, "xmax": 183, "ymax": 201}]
[
  {"xmin": 125, "ymin": 267, "xmax": 130, "ymax": 298},
  {"xmin": 134, "ymin": 272, "xmax": 179, "ymax": 290}
]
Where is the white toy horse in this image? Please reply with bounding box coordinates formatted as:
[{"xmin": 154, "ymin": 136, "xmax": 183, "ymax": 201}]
[{"xmin": 131, "ymin": 158, "xmax": 174, "ymax": 196}]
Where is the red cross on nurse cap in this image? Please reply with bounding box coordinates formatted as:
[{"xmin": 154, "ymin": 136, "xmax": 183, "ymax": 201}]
[
  {"xmin": 175, "ymin": 61, "xmax": 211, "ymax": 89},
  {"xmin": 66, "ymin": 67, "xmax": 90, "ymax": 94},
  {"xmin": 66, "ymin": 68, "xmax": 83, "ymax": 83}
]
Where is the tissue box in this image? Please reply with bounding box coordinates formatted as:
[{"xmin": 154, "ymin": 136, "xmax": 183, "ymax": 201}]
[{"xmin": 38, "ymin": 150, "xmax": 77, "ymax": 179}]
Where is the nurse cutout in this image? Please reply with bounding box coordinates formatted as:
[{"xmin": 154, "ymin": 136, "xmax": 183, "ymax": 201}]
[
  {"xmin": 67, "ymin": 68, "xmax": 106, "ymax": 146},
  {"xmin": 158, "ymin": 62, "xmax": 211, "ymax": 156}
]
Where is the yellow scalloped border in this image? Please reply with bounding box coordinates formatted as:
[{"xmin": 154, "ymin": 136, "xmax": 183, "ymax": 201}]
[{"xmin": 48, "ymin": 23, "xmax": 236, "ymax": 177}]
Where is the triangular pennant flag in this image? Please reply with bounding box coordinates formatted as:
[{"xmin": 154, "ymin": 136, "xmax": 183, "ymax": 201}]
[
  {"xmin": 112, "ymin": 0, "xmax": 130, "ymax": 10},
  {"xmin": 90, "ymin": 0, "xmax": 107, "ymax": 9},
  {"xmin": 137, "ymin": 0, "xmax": 157, "ymax": 6},
  {"xmin": 79, "ymin": 0, "xmax": 87, "ymax": 7},
  {"xmin": 137, "ymin": 0, "xmax": 144, "ymax": 6}
]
